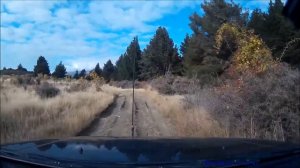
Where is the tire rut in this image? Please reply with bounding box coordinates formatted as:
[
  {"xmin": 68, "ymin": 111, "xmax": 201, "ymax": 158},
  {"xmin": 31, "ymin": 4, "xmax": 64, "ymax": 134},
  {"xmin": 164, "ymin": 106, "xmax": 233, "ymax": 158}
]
[
  {"xmin": 76, "ymin": 95, "xmax": 119, "ymax": 136},
  {"xmin": 77, "ymin": 90, "xmax": 173, "ymax": 137}
]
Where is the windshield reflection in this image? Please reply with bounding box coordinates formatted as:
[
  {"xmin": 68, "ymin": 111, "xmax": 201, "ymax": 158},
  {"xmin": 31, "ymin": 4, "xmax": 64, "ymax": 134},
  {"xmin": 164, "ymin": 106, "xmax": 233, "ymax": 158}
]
[{"xmin": 3, "ymin": 138, "xmax": 298, "ymax": 165}]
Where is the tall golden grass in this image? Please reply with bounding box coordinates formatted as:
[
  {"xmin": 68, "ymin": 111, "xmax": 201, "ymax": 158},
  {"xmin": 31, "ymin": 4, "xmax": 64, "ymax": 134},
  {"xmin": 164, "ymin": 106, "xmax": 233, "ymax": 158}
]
[
  {"xmin": 141, "ymin": 87, "xmax": 226, "ymax": 137},
  {"xmin": 1, "ymin": 79, "xmax": 114, "ymax": 144},
  {"xmin": 101, "ymin": 84, "xmax": 226, "ymax": 137}
]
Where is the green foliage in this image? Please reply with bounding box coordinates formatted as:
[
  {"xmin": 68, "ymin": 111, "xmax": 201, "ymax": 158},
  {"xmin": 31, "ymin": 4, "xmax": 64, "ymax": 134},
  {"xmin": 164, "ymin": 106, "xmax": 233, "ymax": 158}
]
[
  {"xmin": 248, "ymin": 0, "xmax": 300, "ymax": 66},
  {"xmin": 79, "ymin": 69, "xmax": 86, "ymax": 78},
  {"xmin": 94, "ymin": 63, "xmax": 102, "ymax": 77},
  {"xmin": 73, "ymin": 70, "xmax": 79, "ymax": 79},
  {"xmin": 180, "ymin": 34, "xmax": 190, "ymax": 56},
  {"xmin": 33, "ymin": 56, "xmax": 50, "ymax": 76},
  {"xmin": 190, "ymin": 0, "xmax": 248, "ymax": 37},
  {"xmin": 102, "ymin": 60, "xmax": 115, "ymax": 81},
  {"xmin": 216, "ymin": 23, "xmax": 274, "ymax": 73},
  {"xmin": 17, "ymin": 64, "xmax": 27, "ymax": 72},
  {"xmin": 184, "ymin": 0, "xmax": 248, "ymax": 79},
  {"xmin": 183, "ymin": 33, "xmax": 212, "ymax": 67},
  {"xmin": 171, "ymin": 45, "xmax": 183, "ymax": 75},
  {"xmin": 52, "ymin": 61, "xmax": 66, "ymax": 78},
  {"xmin": 139, "ymin": 27, "xmax": 182, "ymax": 80},
  {"xmin": 115, "ymin": 37, "xmax": 141, "ymax": 80}
]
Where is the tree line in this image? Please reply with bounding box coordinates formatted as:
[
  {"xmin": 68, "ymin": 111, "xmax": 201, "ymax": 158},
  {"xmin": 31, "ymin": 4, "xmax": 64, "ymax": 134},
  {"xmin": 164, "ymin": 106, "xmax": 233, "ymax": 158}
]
[{"xmin": 10, "ymin": 0, "xmax": 299, "ymax": 81}]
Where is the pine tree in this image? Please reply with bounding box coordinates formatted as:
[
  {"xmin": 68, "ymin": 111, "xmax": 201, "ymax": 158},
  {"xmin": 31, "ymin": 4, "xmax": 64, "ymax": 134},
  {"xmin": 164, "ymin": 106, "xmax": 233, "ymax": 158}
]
[
  {"xmin": 17, "ymin": 64, "xmax": 27, "ymax": 71},
  {"xmin": 102, "ymin": 60, "xmax": 115, "ymax": 81},
  {"xmin": 248, "ymin": 0, "xmax": 300, "ymax": 66},
  {"xmin": 193, "ymin": 0, "xmax": 248, "ymax": 38},
  {"xmin": 180, "ymin": 34, "xmax": 190, "ymax": 56},
  {"xmin": 79, "ymin": 69, "xmax": 86, "ymax": 78},
  {"xmin": 115, "ymin": 54, "xmax": 129, "ymax": 80},
  {"xmin": 139, "ymin": 27, "xmax": 182, "ymax": 79},
  {"xmin": 115, "ymin": 37, "xmax": 142, "ymax": 80},
  {"xmin": 33, "ymin": 56, "xmax": 50, "ymax": 76},
  {"xmin": 248, "ymin": 9, "xmax": 267, "ymax": 36},
  {"xmin": 73, "ymin": 70, "xmax": 79, "ymax": 79},
  {"xmin": 171, "ymin": 45, "xmax": 183, "ymax": 75},
  {"xmin": 94, "ymin": 63, "xmax": 102, "ymax": 76},
  {"xmin": 184, "ymin": 0, "xmax": 247, "ymax": 77},
  {"xmin": 52, "ymin": 61, "xmax": 66, "ymax": 78}
]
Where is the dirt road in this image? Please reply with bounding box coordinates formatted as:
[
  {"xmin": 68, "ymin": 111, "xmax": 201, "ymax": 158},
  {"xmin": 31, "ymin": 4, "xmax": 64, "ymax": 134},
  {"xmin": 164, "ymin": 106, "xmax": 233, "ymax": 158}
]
[{"xmin": 78, "ymin": 89, "xmax": 174, "ymax": 137}]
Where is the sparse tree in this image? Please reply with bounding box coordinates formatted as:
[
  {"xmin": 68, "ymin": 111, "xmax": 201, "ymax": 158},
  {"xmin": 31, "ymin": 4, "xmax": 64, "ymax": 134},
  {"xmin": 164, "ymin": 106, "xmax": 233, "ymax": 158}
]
[
  {"xmin": 94, "ymin": 63, "xmax": 102, "ymax": 76},
  {"xmin": 52, "ymin": 61, "xmax": 66, "ymax": 78},
  {"xmin": 17, "ymin": 64, "xmax": 27, "ymax": 71},
  {"xmin": 79, "ymin": 69, "xmax": 86, "ymax": 78},
  {"xmin": 34, "ymin": 56, "xmax": 50, "ymax": 76},
  {"xmin": 73, "ymin": 70, "xmax": 79, "ymax": 79}
]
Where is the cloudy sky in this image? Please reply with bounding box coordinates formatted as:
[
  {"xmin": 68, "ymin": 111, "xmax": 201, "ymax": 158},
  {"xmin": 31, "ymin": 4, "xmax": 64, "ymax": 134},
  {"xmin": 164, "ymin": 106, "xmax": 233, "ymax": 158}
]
[{"xmin": 1, "ymin": 0, "xmax": 280, "ymax": 72}]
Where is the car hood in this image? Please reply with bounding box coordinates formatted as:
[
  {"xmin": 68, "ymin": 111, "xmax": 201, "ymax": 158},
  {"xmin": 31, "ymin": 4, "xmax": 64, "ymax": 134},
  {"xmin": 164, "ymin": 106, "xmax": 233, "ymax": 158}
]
[{"xmin": 1, "ymin": 137, "xmax": 299, "ymax": 167}]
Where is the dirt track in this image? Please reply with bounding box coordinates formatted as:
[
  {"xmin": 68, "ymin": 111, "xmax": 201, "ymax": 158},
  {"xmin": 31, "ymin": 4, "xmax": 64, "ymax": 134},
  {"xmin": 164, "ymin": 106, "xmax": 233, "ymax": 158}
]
[{"xmin": 78, "ymin": 89, "xmax": 173, "ymax": 137}]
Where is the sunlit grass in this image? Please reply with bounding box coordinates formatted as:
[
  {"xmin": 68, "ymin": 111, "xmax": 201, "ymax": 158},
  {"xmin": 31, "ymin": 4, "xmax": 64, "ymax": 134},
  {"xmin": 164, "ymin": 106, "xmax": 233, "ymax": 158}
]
[{"xmin": 1, "ymin": 78, "xmax": 114, "ymax": 144}]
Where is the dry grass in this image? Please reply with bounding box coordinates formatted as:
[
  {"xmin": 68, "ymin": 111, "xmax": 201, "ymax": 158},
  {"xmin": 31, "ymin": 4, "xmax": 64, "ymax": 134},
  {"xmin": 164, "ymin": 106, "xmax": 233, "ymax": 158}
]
[
  {"xmin": 181, "ymin": 64, "xmax": 300, "ymax": 142},
  {"xmin": 141, "ymin": 88, "xmax": 226, "ymax": 137},
  {"xmin": 0, "ymin": 78, "xmax": 114, "ymax": 144},
  {"xmin": 101, "ymin": 84, "xmax": 224, "ymax": 137}
]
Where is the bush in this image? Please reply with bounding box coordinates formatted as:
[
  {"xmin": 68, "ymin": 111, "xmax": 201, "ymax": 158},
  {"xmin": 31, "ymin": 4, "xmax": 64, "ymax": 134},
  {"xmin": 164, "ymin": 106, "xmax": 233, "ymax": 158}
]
[
  {"xmin": 109, "ymin": 80, "xmax": 146, "ymax": 89},
  {"xmin": 216, "ymin": 23, "xmax": 274, "ymax": 73},
  {"xmin": 151, "ymin": 76, "xmax": 175, "ymax": 95},
  {"xmin": 186, "ymin": 63, "xmax": 300, "ymax": 142},
  {"xmin": 66, "ymin": 79, "xmax": 91, "ymax": 92},
  {"xmin": 10, "ymin": 75, "xmax": 35, "ymax": 86},
  {"xmin": 150, "ymin": 75, "xmax": 195, "ymax": 95},
  {"xmin": 35, "ymin": 82, "xmax": 60, "ymax": 99},
  {"xmin": 86, "ymin": 72, "xmax": 105, "ymax": 91}
]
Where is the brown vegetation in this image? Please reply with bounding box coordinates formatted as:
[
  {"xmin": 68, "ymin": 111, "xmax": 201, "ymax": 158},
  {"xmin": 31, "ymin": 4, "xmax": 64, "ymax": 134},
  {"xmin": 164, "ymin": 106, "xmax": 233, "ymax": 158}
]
[
  {"xmin": 0, "ymin": 77, "xmax": 114, "ymax": 144},
  {"xmin": 35, "ymin": 82, "xmax": 60, "ymax": 98},
  {"xmin": 147, "ymin": 63, "xmax": 299, "ymax": 142},
  {"xmin": 1, "ymin": 62, "xmax": 299, "ymax": 143},
  {"xmin": 183, "ymin": 64, "xmax": 300, "ymax": 142},
  {"xmin": 142, "ymin": 88, "xmax": 225, "ymax": 137},
  {"xmin": 149, "ymin": 74, "xmax": 193, "ymax": 95}
]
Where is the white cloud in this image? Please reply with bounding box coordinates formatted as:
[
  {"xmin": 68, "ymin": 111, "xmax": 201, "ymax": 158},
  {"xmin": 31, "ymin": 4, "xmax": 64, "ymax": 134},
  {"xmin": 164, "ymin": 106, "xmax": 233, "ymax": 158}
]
[
  {"xmin": 1, "ymin": 0, "xmax": 59, "ymax": 24},
  {"xmin": 1, "ymin": 0, "xmax": 198, "ymax": 71},
  {"xmin": 1, "ymin": 23, "xmax": 34, "ymax": 42}
]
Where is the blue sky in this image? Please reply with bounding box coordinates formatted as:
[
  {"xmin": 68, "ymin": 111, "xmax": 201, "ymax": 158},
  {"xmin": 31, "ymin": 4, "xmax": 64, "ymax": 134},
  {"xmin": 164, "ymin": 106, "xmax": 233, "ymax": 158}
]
[{"xmin": 0, "ymin": 0, "xmax": 282, "ymax": 72}]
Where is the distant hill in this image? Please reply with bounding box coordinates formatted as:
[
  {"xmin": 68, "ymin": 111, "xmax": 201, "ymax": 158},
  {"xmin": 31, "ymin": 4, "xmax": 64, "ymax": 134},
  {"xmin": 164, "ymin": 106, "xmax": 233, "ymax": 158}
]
[
  {"xmin": 67, "ymin": 71, "xmax": 76, "ymax": 76},
  {"xmin": 0, "ymin": 68, "xmax": 33, "ymax": 76},
  {"xmin": 67, "ymin": 70, "xmax": 92, "ymax": 77},
  {"xmin": 0, "ymin": 69, "xmax": 92, "ymax": 77}
]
